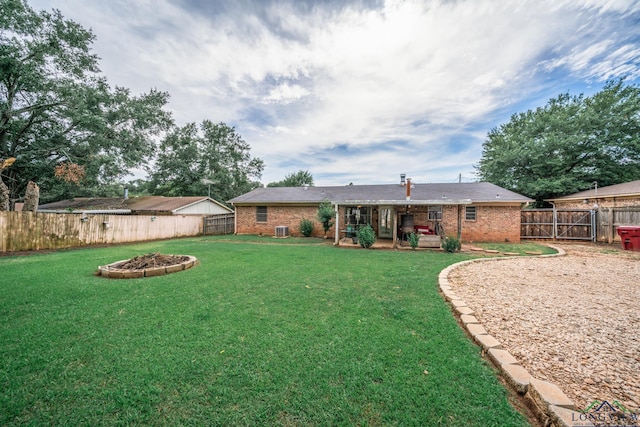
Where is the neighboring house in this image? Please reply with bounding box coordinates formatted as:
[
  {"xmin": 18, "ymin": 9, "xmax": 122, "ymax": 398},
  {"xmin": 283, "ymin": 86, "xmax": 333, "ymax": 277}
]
[
  {"xmin": 39, "ymin": 196, "xmax": 233, "ymax": 216},
  {"xmin": 228, "ymin": 178, "xmax": 533, "ymax": 244},
  {"xmin": 546, "ymin": 180, "xmax": 640, "ymax": 209}
]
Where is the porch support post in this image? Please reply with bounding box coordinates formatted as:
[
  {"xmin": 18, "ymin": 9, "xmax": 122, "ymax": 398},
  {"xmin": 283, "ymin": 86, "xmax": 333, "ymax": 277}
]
[
  {"xmin": 392, "ymin": 208, "xmax": 398, "ymax": 249},
  {"xmin": 334, "ymin": 203, "xmax": 340, "ymax": 245}
]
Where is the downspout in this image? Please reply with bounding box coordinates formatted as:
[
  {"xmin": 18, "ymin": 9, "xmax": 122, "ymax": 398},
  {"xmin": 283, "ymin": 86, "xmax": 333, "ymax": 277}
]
[
  {"xmin": 232, "ymin": 203, "xmax": 238, "ymax": 235},
  {"xmin": 457, "ymin": 205, "xmax": 462, "ymax": 240}
]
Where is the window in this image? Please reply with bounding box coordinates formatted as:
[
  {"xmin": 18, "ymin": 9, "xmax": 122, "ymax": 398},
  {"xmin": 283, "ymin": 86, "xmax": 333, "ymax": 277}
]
[
  {"xmin": 256, "ymin": 206, "xmax": 267, "ymax": 222},
  {"xmin": 345, "ymin": 206, "xmax": 371, "ymax": 226},
  {"xmin": 465, "ymin": 206, "xmax": 477, "ymax": 221},
  {"xmin": 428, "ymin": 206, "xmax": 442, "ymax": 221}
]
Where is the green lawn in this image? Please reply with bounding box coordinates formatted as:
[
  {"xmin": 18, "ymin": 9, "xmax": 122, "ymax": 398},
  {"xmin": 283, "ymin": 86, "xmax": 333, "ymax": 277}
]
[{"xmin": 0, "ymin": 236, "xmax": 537, "ymax": 426}]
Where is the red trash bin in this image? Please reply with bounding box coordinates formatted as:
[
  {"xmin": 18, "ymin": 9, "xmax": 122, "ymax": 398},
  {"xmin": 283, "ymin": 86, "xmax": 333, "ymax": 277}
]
[{"xmin": 616, "ymin": 226, "xmax": 640, "ymax": 251}]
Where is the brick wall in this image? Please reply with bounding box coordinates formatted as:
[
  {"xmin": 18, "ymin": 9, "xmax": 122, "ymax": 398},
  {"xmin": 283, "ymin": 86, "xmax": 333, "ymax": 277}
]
[
  {"xmin": 458, "ymin": 205, "xmax": 522, "ymax": 243},
  {"xmin": 235, "ymin": 204, "xmax": 333, "ymax": 237}
]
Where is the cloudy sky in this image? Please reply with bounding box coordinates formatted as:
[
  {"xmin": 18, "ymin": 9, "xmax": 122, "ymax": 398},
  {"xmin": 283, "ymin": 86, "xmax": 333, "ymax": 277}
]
[{"xmin": 29, "ymin": 0, "xmax": 640, "ymax": 186}]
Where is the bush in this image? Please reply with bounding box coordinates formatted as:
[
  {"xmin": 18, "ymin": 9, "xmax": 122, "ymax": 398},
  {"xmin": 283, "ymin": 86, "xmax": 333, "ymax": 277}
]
[
  {"xmin": 357, "ymin": 224, "xmax": 376, "ymax": 248},
  {"xmin": 316, "ymin": 200, "xmax": 336, "ymax": 237},
  {"xmin": 442, "ymin": 236, "xmax": 461, "ymax": 253},
  {"xmin": 299, "ymin": 218, "xmax": 314, "ymax": 237},
  {"xmin": 408, "ymin": 232, "xmax": 420, "ymax": 250}
]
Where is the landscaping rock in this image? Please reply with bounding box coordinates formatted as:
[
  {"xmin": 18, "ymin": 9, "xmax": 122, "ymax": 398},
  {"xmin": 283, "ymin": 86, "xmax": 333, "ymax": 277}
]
[
  {"xmin": 447, "ymin": 244, "xmax": 640, "ymax": 412},
  {"xmin": 474, "ymin": 333, "xmax": 502, "ymax": 350},
  {"xmin": 502, "ymin": 364, "xmax": 531, "ymax": 395}
]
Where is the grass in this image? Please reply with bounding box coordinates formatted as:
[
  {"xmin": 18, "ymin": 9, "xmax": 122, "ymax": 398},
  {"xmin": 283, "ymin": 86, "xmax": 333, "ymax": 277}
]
[{"xmin": 0, "ymin": 236, "xmax": 541, "ymax": 426}]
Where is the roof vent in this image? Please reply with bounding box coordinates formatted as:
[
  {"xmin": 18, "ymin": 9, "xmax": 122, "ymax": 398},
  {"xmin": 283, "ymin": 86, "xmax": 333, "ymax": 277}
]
[
  {"xmin": 400, "ymin": 174, "xmax": 406, "ymax": 186},
  {"xmin": 302, "ymin": 184, "xmax": 310, "ymax": 191}
]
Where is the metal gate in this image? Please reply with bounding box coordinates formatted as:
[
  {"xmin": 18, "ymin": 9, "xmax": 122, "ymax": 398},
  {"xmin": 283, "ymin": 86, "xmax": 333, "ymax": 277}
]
[
  {"xmin": 521, "ymin": 209, "xmax": 596, "ymax": 241},
  {"xmin": 204, "ymin": 213, "xmax": 235, "ymax": 235}
]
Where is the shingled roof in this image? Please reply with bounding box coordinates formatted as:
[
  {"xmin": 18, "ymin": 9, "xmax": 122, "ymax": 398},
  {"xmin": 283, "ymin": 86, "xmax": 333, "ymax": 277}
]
[
  {"xmin": 39, "ymin": 196, "xmax": 232, "ymax": 214},
  {"xmin": 546, "ymin": 180, "xmax": 640, "ymax": 202},
  {"xmin": 229, "ymin": 182, "xmax": 532, "ymax": 205}
]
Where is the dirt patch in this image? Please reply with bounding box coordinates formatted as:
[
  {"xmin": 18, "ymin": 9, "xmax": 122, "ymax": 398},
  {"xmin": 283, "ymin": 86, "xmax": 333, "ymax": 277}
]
[
  {"xmin": 447, "ymin": 243, "xmax": 640, "ymax": 413},
  {"xmin": 111, "ymin": 253, "xmax": 192, "ymax": 270}
]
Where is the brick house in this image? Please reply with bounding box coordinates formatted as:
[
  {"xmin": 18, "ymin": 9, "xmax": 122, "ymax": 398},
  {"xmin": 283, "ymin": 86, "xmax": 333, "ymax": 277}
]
[
  {"xmin": 229, "ymin": 179, "xmax": 532, "ymax": 245},
  {"xmin": 545, "ymin": 180, "xmax": 640, "ymax": 209}
]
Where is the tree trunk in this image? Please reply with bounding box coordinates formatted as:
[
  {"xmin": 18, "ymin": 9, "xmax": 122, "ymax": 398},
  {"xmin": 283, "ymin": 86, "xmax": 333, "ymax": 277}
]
[
  {"xmin": 0, "ymin": 177, "xmax": 9, "ymax": 211},
  {"xmin": 23, "ymin": 181, "xmax": 39, "ymax": 212}
]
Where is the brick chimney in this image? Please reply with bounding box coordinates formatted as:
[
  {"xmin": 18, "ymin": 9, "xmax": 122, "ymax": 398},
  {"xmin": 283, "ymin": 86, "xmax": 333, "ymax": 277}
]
[{"xmin": 406, "ymin": 178, "xmax": 411, "ymax": 201}]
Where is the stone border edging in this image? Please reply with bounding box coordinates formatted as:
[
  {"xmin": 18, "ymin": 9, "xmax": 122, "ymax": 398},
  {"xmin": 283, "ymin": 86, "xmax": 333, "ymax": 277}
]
[
  {"xmin": 97, "ymin": 255, "xmax": 198, "ymax": 279},
  {"xmin": 438, "ymin": 246, "xmax": 596, "ymax": 427}
]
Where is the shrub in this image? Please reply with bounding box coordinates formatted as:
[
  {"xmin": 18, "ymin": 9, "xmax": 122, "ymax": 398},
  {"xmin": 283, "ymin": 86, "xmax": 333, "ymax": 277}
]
[
  {"xmin": 357, "ymin": 224, "xmax": 376, "ymax": 248},
  {"xmin": 316, "ymin": 200, "xmax": 336, "ymax": 237},
  {"xmin": 299, "ymin": 218, "xmax": 314, "ymax": 237},
  {"xmin": 442, "ymin": 236, "xmax": 461, "ymax": 253},
  {"xmin": 408, "ymin": 232, "xmax": 420, "ymax": 250}
]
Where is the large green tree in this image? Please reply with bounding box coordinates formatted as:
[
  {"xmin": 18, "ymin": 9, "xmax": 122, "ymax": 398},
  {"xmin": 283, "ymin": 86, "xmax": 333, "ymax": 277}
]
[
  {"xmin": 267, "ymin": 169, "xmax": 314, "ymax": 187},
  {"xmin": 0, "ymin": 0, "xmax": 173, "ymax": 206},
  {"xmin": 476, "ymin": 80, "xmax": 640, "ymax": 205},
  {"xmin": 149, "ymin": 120, "xmax": 264, "ymax": 203}
]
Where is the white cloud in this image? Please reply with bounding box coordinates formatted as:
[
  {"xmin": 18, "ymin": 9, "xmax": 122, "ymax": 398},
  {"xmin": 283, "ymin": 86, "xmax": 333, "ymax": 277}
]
[
  {"xmin": 28, "ymin": 0, "xmax": 640, "ymax": 186},
  {"xmin": 263, "ymin": 83, "xmax": 311, "ymax": 104}
]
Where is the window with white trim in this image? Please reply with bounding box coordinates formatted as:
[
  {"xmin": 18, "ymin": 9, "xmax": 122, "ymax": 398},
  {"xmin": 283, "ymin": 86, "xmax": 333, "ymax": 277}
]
[
  {"xmin": 256, "ymin": 206, "xmax": 267, "ymax": 222},
  {"xmin": 465, "ymin": 206, "xmax": 477, "ymax": 221}
]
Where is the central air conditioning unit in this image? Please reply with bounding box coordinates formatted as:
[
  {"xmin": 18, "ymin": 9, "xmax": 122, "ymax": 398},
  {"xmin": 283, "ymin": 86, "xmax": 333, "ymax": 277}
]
[{"xmin": 275, "ymin": 225, "xmax": 289, "ymax": 238}]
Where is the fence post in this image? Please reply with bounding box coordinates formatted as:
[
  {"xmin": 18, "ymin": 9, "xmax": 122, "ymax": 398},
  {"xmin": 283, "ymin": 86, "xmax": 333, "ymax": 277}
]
[
  {"xmin": 608, "ymin": 208, "xmax": 614, "ymax": 244},
  {"xmin": 552, "ymin": 204, "xmax": 557, "ymax": 240}
]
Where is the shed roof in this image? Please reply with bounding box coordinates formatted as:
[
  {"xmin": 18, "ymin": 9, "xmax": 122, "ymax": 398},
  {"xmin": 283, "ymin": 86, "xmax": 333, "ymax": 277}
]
[
  {"xmin": 229, "ymin": 182, "xmax": 532, "ymax": 205},
  {"xmin": 546, "ymin": 180, "xmax": 640, "ymax": 202},
  {"xmin": 39, "ymin": 196, "xmax": 232, "ymax": 213}
]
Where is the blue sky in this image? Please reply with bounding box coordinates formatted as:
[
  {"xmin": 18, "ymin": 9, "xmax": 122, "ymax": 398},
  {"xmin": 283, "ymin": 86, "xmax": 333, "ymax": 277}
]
[{"xmin": 29, "ymin": 0, "xmax": 640, "ymax": 186}]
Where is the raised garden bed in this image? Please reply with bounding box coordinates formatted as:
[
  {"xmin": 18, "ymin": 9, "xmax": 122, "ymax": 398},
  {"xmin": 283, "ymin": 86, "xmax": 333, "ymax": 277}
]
[{"xmin": 97, "ymin": 253, "xmax": 198, "ymax": 279}]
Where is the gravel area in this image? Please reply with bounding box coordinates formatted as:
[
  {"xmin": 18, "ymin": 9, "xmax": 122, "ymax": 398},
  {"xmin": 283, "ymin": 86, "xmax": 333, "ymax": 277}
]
[{"xmin": 447, "ymin": 243, "xmax": 640, "ymax": 412}]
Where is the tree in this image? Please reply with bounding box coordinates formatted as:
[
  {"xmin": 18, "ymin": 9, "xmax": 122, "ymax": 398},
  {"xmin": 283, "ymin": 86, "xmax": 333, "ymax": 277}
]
[
  {"xmin": 267, "ymin": 170, "xmax": 314, "ymax": 187},
  {"xmin": 1, "ymin": 0, "xmax": 173, "ymax": 206},
  {"xmin": 149, "ymin": 121, "xmax": 264, "ymax": 203},
  {"xmin": 476, "ymin": 80, "xmax": 640, "ymax": 205},
  {"xmin": 22, "ymin": 180, "xmax": 38, "ymax": 211},
  {"xmin": 316, "ymin": 199, "xmax": 335, "ymax": 237},
  {"xmin": 0, "ymin": 157, "xmax": 15, "ymax": 210}
]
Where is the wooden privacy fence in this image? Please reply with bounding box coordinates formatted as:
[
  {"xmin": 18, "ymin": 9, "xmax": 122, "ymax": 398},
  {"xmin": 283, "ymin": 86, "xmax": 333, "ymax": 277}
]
[
  {"xmin": 521, "ymin": 209, "xmax": 596, "ymax": 241},
  {"xmin": 597, "ymin": 206, "xmax": 640, "ymax": 243},
  {"xmin": 203, "ymin": 213, "xmax": 235, "ymax": 235},
  {"xmin": 522, "ymin": 207, "xmax": 640, "ymax": 242},
  {"xmin": 0, "ymin": 211, "xmax": 204, "ymax": 253}
]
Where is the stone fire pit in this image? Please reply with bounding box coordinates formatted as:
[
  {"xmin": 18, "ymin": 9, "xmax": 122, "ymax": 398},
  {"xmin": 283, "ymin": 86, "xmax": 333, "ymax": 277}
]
[{"xmin": 97, "ymin": 253, "xmax": 198, "ymax": 279}]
